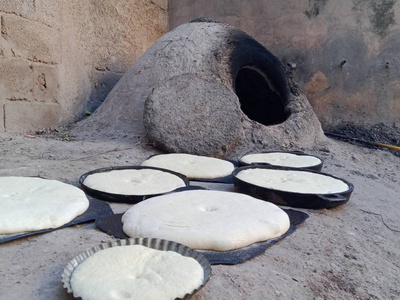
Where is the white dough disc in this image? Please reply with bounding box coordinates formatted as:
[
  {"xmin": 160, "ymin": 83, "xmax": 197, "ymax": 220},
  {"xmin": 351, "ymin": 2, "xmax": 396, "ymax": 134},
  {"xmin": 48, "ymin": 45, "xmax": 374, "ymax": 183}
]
[
  {"xmin": 70, "ymin": 245, "xmax": 204, "ymax": 300},
  {"xmin": 122, "ymin": 190, "xmax": 290, "ymax": 251},
  {"xmin": 141, "ymin": 153, "xmax": 234, "ymax": 179},
  {"xmin": 240, "ymin": 152, "xmax": 321, "ymax": 168},
  {"xmin": 83, "ymin": 169, "xmax": 187, "ymax": 195},
  {"xmin": 236, "ymin": 168, "xmax": 349, "ymax": 194},
  {"xmin": 0, "ymin": 177, "xmax": 89, "ymax": 234}
]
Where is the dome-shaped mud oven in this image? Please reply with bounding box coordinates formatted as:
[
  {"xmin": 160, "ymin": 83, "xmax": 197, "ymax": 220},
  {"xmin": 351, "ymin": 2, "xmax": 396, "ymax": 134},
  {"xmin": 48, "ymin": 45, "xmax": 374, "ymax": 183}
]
[{"xmin": 76, "ymin": 18, "xmax": 324, "ymax": 157}]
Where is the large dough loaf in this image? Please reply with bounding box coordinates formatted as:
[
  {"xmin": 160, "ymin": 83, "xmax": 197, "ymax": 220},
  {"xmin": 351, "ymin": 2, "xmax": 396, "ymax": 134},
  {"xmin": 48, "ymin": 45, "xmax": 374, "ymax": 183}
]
[
  {"xmin": 141, "ymin": 153, "xmax": 234, "ymax": 179},
  {"xmin": 0, "ymin": 176, "xmax": 89, "ymax": 234},
  {"xmin": 122, "ymin": 190, "xmax": 290, "ymax": 251},
  {"xmin": 236, "ymin": 168, "xmax": 349, "ymax": 194},
  {"xmin": 83, "ymin": 168, "xmax": 186, "ymax": 195},
  {"xmin": 240, "ymin": 152, "xmax": 321, "ymax": 168}
]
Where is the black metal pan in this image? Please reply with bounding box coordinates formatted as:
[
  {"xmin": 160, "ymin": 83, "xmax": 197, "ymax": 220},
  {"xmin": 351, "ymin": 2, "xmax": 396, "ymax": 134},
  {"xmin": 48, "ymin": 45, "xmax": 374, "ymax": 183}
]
[
  {"xmin": 0, "ymin": 197, "xmax": 113, "ymax": 244},
  {"xmin": 238, "ymin": 150, "xmax": 323, "ymax": 172},
  {"xmin": 95, "ymin": 209, "xmax": 309, "ymax": 265},
  {"xmin": 79, "ymin": 166, "xmax": 189, "ymax": 203},
  {"xmin": 232, "ymin": 165, "xmax": 354, "ymax": 209},
  {"xmin": 94, "ymin": 185, "xmax": 309, "ymax": 264}
]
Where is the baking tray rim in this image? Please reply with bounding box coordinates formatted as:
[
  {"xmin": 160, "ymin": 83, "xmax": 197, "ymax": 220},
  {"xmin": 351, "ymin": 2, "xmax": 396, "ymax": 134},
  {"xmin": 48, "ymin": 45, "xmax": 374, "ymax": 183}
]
[
  {"xmin": 238, "ymin": 150, "xmax": 324, "ymax": 171},
  {"xmin": 61, "ymin": 237, "xmax": 211, "ymax": 300},
  {"xmin": 79, "ymin": 165, "xmax": 190, "ymax": 203}
]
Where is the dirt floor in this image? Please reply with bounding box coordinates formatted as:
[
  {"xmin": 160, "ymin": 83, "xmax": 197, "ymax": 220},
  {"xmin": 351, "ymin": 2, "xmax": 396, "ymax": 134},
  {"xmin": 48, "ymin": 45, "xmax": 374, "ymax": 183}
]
[{"xmin": 0, "ymin": 130, "xmax": 399, "ymax": 300}]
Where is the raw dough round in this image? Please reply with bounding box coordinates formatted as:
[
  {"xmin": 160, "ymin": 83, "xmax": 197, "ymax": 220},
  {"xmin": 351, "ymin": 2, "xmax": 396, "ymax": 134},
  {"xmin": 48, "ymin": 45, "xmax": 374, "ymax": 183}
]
[
  {"xmin": 236, "ymin": 168, "xmax": 349, "ymax": 194},
  {"xmin": 83, "ymin": 169, "xmax": 186, "ymax": 195},
  {"xmin": 141, "ymin": 154, "xmax": 234, "ymax": 179},
  {"xmin": 240, "ymin": 152, "xmax": 321, "ymax": 168},
  {"xmin": 0, "ymin": 177, "xmax": 89, "ymax": 234},
  {"xmin": 122, "ymin": 190, "xmax": 290, "ymax": 251},
  {"xmin": 70, "ymin": 245, "xmax": 204, "ymax": 300}
]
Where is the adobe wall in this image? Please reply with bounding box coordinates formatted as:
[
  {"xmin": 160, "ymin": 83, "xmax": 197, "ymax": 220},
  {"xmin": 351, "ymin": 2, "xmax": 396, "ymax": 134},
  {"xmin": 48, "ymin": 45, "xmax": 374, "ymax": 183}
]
[
  {"xmin": 169, "ymin": 0, "xmax": 400, "ymax": 129},
  {"xmin": 0, "ymin": 0, "xmax": 167, "ymax": 133}
]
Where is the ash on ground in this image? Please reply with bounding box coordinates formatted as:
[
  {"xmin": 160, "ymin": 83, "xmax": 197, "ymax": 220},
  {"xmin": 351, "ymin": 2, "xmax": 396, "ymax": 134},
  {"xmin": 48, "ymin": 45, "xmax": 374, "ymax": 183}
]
[{"xmin": 330, "ymin": 123, "xmax": 400, "ymax": 157}]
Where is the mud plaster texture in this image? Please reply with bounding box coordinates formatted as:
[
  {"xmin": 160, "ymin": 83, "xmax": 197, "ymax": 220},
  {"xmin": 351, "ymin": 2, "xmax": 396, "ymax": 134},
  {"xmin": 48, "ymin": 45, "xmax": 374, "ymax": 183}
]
[
  {"xmin": 73, "ymin": 21, "xmax": 324, "ymax": 157},
  {"xmin": 169, "ymin": 0, "xmax": 400, "ymax": 128},
  {"xmin": 0, "ymin": 131, "xmax": 399, "ymax": 300}
]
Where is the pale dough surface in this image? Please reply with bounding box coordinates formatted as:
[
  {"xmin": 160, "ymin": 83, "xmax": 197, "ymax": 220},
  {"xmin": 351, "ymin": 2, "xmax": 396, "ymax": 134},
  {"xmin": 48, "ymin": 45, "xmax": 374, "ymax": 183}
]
[
  {"xmin": 83, "ymin": 169, "xmax": 186, "ymax": 195},
  {"xmin": 0, "ymin": 177, "xmax": 89, "ymax": 234},
  {"xmin": 236, "ymin": 168, "xmax": 349, "ymax": 194},
  {"xmin": 122, "ymin": 190, "xmax": 290, "ymax": 251},
  {"xmin": 141, "ymin": 153, "xmax": 234, "ymax": 179},
  {"xmin": 70, "ymin": 245, "xmax": 204, "ymax": 300},
  {"xmin": 241, "ymin": 152, "xmax": 321, "ymax": 168}
]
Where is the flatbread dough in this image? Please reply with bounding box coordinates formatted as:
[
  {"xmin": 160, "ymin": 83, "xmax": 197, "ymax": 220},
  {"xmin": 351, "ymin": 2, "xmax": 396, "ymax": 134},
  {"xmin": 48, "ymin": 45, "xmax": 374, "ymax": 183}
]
[
  {"xmin": 122, "ymin": 190, "xmax": 290, "ymax": 251},
  {"xmin": 141, "ymin": 154, "xmax": 234, "ymax": 179},
  {"xmin": 236, "ymin": 168, "xmax": 349, "ymax": 194},
  {"xmin": 83, "ymin": 169, "xmax": 186, "ymax": 195},
  {"xmin": 240, "ymin": 152, "xmax": 321, "ymax": 168},
  {"xmin": 70, "ymin": 245, "xmax": 204, "ymax": 300},
  {"xmin": 0, "ymin": 177, "xmax": 89, "ymax": 234}
]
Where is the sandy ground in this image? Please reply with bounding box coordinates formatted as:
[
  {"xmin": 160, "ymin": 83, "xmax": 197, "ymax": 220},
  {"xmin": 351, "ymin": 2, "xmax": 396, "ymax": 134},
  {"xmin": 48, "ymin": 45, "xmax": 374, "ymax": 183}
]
[{"xmin": 0, "ymin": 132, "xmax": 399, "ymax": 300}]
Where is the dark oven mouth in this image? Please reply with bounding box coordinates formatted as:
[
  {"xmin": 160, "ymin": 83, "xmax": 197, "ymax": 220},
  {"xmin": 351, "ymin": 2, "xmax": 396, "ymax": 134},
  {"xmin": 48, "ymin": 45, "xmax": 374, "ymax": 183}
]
[{"xmin": 234, "ymin": 67, "xmax": 288, "ymax": 126}]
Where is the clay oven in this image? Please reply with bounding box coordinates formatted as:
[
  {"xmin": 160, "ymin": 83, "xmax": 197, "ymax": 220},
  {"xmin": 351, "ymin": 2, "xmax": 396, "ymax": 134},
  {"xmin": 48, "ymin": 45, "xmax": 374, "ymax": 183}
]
[{"xmin": 76, "ymin": 19, "xmax": 324, "ymax": 157}]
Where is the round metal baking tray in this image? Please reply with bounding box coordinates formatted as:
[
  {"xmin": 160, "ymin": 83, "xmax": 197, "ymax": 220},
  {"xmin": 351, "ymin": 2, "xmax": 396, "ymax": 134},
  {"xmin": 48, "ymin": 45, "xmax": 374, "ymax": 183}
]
[
  {"xmin": 79, "ymin": 166, "xmax": 190, "ymax": 203},
  {"xmin": 62, "ymin": 237, "xmax": 211, "ymax": 300},
  {"xmin": 233, "ymin": 165, "xmax": 354, "ymax": 209},
  {"xmin": 238, "ymin": 150, "xmax": 323, "ymax": 171}
]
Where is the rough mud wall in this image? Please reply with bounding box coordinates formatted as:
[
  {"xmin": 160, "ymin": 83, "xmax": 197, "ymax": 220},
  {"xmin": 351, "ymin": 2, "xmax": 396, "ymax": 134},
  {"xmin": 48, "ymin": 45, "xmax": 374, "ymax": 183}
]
[
  {"xmin": 169, "ymin": 0, "xmax": 400, "ymax": 129},
  {"xmin": 0, "ymin": 0, "xmax": 167, "ymax": 133}
]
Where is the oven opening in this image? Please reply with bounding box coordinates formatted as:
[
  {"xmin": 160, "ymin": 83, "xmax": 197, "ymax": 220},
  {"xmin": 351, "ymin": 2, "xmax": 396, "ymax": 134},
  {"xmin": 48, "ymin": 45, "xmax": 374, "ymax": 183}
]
[{"xmin": 235, "ymin": 67, "xmax": 287, "ymax": 125}]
